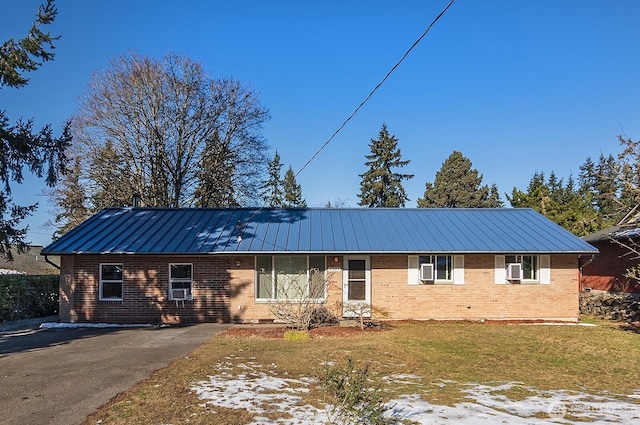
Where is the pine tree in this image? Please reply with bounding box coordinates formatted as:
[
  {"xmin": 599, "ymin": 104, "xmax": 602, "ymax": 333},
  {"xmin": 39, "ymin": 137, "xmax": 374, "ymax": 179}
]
[
  {"xmin": 261, "ymin": 151, "xmax": 284, "ymax": 207},
  {"xmin": 0, "ymin": 0, "xmax": 71, "ymax": 258},
  {"xmin": 46, "ymin": 156, "xmax": 90, "ymax": 238},
  {"xmin": 488, "ymin": 183, "xmax": 504, "ymax": 207},
  {"xmin": 508, "ymin": 171, "xmax": 600, "ymax": 236},
  {"xmin": 358, "ymin": 124, "xmax": 413, "ymax": 207},
  {"xmin": 0, "ymin": 0, "xmax": 59, "ymax": 88},
  {"xmin": 283, "ymin": 166, "xmax": 307, "ymax": 208},
  {"xmin": 417, "ymin": 151, "xmax": 500, "ymax": 208},
  {"xmin": 578, "ymin": 154, "xmax": 623, "ymax": 228},
  {"xmin": 87, "ymin": 140, "xmax": 140, "ymax": 209},
  {"xmin": 195, "ymin": 131, "xmax": 238, "ymax": 207}
]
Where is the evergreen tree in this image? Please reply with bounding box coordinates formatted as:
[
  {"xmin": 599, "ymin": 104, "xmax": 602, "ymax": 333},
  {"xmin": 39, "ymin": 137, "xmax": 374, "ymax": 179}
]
[
  {"xmin": 358, "ymin": 124, "xmax": 413, "ymax": 207},
  {"xmin": 195, "ymin": 131, "xmax": 238, "ymax": 207},
  {"xmin": 0, "ymin": 0, "xmax": 71, "ymax": 258},
  {"xmin": 417, "ymin": 151, "xmax": 501, "ymax": 208},
  {"xmin": 594, "ymin": 154, "xmax": 620, "ymax": 221},
  {"xmin": 46, "ymin": 156, "xmax": 89, "ymax": 238},
  {"xmin": 508, "ymin": 171, "xmax": 600, "ymax": 236},
  {"xmin": 578, "ymin": 154, "xmax": 623, "ymax": 228},
  {"xmin": 488, "ymin": 183, "xmax": 504, "ymax": 207},
  {"xmin": 283, "ymin": 166, "xmax": 307, "ymax": 208},
  {"xmin": 261, "ymin": 151, "xmax": 284, "ymax": 207},
  {"xmin": 88, "ymin": 140, "xmax": 137, "ymax": 209},
  {"xmin": 508, "ymin": 172, "xmax": 548, "ymax": 212},
  {"xmin": 0, "ymin": 1, "xmax": 59, "ymax": 88}
]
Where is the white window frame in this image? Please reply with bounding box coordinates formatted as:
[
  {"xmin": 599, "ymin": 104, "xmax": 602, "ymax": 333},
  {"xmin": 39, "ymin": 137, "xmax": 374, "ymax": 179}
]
[
  {"xmin": 505, "ymin": 255, "xmax": 538, "ymax": 282},
  {"xmin": 169, "ymin": 263, "xmax": 193, "ymax": 300},
  {"xmin": 255, "ymin": 255, "xmax": 327, "ymax": 301},
  {"xmin": 408, "ymin": 255, "xmax": 464, "ymax": 285},
  {"xmin": 495, "ymin": 255, "xmax": 550, "ymax": 284},
  {"xmin": 99, "ymin": 263, "xmax": 123, "ymax": 301}
]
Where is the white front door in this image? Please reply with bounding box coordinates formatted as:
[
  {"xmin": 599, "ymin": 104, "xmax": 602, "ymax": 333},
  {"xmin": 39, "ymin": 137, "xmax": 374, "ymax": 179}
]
[{"xmin": 342, "ymin": 256, "xmax": 371, "ymax": 318}]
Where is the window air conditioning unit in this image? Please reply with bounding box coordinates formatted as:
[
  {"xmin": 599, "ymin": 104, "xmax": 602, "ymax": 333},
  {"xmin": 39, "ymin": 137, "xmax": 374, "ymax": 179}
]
[
  {"xmin": 419, "ymin": 263, "xmax": 434, "ymax": 282},
  {"xmin": 506, "ymin": 263, "xmax": 522, "ymax": 281},
  {"xmin": 172, "ymin": 288, "xmax": 189, "ymax": 300}
]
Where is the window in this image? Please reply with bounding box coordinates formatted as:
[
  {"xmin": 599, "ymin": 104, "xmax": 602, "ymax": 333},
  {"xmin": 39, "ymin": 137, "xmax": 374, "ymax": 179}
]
[
  {"xmin": 420, "ymin": 255, "xmax": 452, "ymax": 281},
  {"xmin": 505, "ymin": 255, "xmax": 537, "ymax": 281},
  {"xmin": 256, "ymin": 255, "xmax": 326, "ymax": 300},
  {"xmin": 170, "ymin": 264, "xmax": 193, "ymax": 300},
  {"xmin": 100, "ymin": 264, "xmax": 123, "ymax": 300},
  {"xmin": 495, "ymin": 255, "xmax": 550, "ymax": 284},
  {"xmin": 408, "ymin": 255, "xmax": 464, "ymax": 285}
]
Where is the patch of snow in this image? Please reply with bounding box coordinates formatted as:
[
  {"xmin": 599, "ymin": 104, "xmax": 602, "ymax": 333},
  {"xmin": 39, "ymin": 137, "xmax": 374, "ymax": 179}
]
[
  {"xmin": 0, "ymin": 268, "xmax": 25, "ymax": 275},
  {"xmin": 191, "ymin": 362, "xmax": 640, "ymax": 424},
  {"xmin": 192, "ymin": 363, "xmax": 324, "ymax": 424},
  {"xmin": 383, "ymin": 373, "xmax": 423, "ymax": 385}
]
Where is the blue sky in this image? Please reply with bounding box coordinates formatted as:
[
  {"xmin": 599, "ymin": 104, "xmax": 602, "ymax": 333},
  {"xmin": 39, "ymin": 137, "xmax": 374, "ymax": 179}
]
[{"xmin": 2, "ymin": 0, "xmax": 640, "ymax": 246}]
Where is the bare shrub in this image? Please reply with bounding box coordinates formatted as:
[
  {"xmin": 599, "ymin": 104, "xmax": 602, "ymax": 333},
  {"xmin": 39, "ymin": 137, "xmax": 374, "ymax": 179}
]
[
  {"xmin": 319, "ymin": 357, "xmax": 395, "ymax": 425},
  {"xmin": 267, "ymin": 269, "xmax": 336, "ymax": 330}
]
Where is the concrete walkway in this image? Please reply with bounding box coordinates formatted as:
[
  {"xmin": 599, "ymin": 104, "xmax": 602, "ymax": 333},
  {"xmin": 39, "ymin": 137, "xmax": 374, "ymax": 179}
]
[{"xmin": 0, "ymin": 322, "xmax": 229, "ymax": 425}]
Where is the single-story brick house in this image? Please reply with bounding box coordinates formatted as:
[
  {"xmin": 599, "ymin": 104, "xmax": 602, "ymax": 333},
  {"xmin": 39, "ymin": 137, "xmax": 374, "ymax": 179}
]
[
  {"xmin": 581, "ymin": 207, "xmax": 640, "ymax": 294},
  {"xmin": 41, "ymin": 207, "xmax": 597, "ymax": 324}
]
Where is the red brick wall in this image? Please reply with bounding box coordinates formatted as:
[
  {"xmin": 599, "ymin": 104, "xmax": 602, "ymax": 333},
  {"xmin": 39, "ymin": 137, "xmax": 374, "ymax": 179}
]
[
  {"xmin": 59, "ymin": 255, "xmax": 247, "ymax": 324},
  {"xmin": 581, "ymin": 242, "xmax": 640, "ymax": 294},
  {"xmin": 59, "ymin": 253, "xmax": 580, "ymax": 323}
]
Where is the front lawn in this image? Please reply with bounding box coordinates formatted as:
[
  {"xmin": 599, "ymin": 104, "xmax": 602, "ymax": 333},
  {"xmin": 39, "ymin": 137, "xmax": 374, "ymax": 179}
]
[{"xmin": 84, "ymin": 319, "xmax": 640, "ymax": 424}]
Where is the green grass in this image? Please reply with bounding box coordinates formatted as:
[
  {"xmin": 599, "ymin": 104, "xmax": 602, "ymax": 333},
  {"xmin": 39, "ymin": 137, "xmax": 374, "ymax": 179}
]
[{"xmin": 83, "ymin": 320, "xmax": 640, "ymax": 424}]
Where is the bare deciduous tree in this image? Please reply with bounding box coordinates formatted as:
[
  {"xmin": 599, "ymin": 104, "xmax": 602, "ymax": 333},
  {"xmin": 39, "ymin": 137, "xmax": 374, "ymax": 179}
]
[{"xmin": 55, "ymin": 52, "xmax": 269, "ymax": 223}]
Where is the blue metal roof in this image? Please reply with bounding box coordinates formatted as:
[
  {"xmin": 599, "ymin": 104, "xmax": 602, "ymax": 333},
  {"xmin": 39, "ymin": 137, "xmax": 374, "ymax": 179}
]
[{"xmin": 41, "ymin": 207, "xmax": 598, "ymax": 255}]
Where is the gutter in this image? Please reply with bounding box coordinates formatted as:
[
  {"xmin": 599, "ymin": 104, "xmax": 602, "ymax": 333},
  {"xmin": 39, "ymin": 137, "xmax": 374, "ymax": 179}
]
[
  {"xmin": 44, "ymin": 255, "xmax": 60, "ymax": 270},
  {"xmin": 578, "ymin": 254, "xmax": 595, "ymax": 273},
  {"xmin": 577, "ymin": 254, "xmax": 595, "ymax": 292}
]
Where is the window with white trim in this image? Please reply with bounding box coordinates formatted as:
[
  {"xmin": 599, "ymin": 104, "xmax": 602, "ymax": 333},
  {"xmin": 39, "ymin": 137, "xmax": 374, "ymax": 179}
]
[
  {"xmin": 256, "ymin": 255, "xmax": 326, "ymax": 300},
  {"xmin": 408, "ymin": 255, "xmax": 464, "ymax": 285},
  {"xmin": 495, "ymin": 255, "xmax": 550, "ymax": 284},
  {"xmin": 420, "ymin": 255, "xmax": 452, "ymax": 281},
  {"xmin": 505, "ymin": 255, "xmax": 538, "ymax": 281},
  {"xmin": 169, "ymin": 264, "xmax": 193, "ymax": 300},
  {"xmin": 100, "ymin": 263, "xmax": 123, "ymax": 300}
]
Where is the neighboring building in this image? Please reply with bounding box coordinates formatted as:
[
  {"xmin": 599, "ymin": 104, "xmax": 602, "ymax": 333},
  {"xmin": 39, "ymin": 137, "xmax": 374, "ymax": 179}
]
[
  {"xmin": 581, "ymin": 207, "xmax": 640, "ymax": 294},
  {"xmin": 0, "ymin": 246, "xmax": 59, "ymax": 275},
  {"xmin": 41, "ymin": 207, "xmax": 597, "ymax": 324}
]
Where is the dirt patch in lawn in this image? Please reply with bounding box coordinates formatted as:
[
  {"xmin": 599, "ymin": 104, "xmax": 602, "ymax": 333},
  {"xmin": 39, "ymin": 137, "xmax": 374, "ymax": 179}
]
[{"xmin": 219, "ymin": 324, "xmax": 386, "ymax": 339}]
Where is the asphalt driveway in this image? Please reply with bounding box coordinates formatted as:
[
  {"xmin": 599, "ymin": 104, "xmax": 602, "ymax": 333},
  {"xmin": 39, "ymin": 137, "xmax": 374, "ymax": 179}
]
[{"xmin": 0, "ymin": 322, "xmax": 229, "ymax": 425}]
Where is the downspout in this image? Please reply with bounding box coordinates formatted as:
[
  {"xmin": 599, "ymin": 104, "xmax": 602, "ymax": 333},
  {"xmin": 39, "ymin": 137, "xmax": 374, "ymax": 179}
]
[
  {"xmin": 44, "ymin": 255, "xmax": 60, "ymax": 270},
  {"xmin": 578, "ymin": 254, "xmax": 595, "ymax": 291}
]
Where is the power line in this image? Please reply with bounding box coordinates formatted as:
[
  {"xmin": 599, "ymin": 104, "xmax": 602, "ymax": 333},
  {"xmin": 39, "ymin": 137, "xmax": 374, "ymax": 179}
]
[
  {"xmin": 240, "ymin": 0, "xmax": 456, "ymax": 251},
  {"xmin": 295, "ymin": 0, "xmax": 456, "ymax": 178}
]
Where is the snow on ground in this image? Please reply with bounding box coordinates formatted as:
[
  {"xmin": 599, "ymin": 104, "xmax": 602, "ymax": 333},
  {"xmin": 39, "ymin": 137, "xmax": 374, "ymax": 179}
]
[
  {"xmin": 191, "ymin": 357, "xmax": 640, "ymax": 425},
  {"xmin": 0, "ymin": 268, "xmax": 24, "ymax": 275}
]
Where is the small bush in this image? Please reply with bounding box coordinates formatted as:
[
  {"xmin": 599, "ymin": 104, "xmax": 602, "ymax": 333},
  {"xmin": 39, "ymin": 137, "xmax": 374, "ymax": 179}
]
[
  {"xmin": 319, "ymin": 357, "xmax": 395, "ymax": 425},
  {"xmin": 0, "ymin": 275, "xmax": 59, "ymax": 322},
  {"xmin": 311, "ymin": 306, "xmax": 339, "ymax": 327},
  {"xmin": 284, "ymin": 330, "xmax": 311, "ymax": 341}
]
